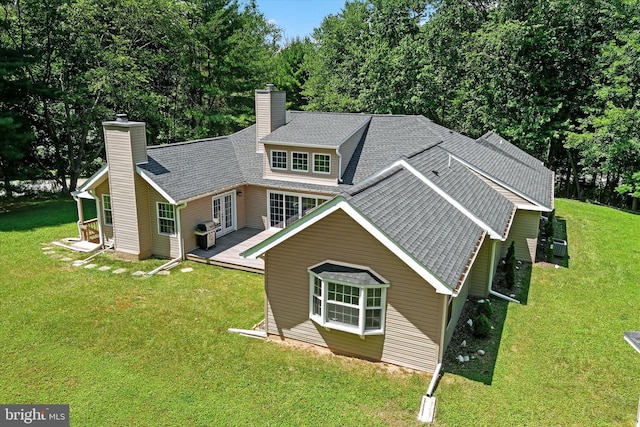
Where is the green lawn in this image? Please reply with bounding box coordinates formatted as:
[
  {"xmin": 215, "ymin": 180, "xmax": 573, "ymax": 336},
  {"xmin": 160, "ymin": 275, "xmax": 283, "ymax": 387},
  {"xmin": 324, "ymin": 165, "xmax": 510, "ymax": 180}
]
[
  {"xmin": 1, "ymin": 198, "xmax": 638, "ymax": 426},
  {"xmin": 436, "ymin": 199, "xmax": 640, "ymax": 426},
  {"xmin": 0, "ymin": 198, "xmax": 427, "ymax": 426}
]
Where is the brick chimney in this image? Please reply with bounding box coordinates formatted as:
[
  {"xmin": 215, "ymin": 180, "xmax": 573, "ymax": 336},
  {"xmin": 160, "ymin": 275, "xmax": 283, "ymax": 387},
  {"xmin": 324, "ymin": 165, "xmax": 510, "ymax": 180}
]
[
  {"xmin": 103, "ymin": 114, "xmax": 152, "ymax": 259},
  {"xmin": 255, "ymin": 84, "xmax": 286, "ymax": 153}
]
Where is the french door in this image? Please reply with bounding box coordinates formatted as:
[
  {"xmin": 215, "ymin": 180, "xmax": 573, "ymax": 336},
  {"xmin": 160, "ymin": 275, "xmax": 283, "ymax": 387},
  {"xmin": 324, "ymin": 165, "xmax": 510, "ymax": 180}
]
[
  {"xmin": 268, "ymin": 191, "xmax": 328, "ymax": 228},
  {"xmin": 212, "ymin": 191, "xmax": 236, "ymax": 237}
]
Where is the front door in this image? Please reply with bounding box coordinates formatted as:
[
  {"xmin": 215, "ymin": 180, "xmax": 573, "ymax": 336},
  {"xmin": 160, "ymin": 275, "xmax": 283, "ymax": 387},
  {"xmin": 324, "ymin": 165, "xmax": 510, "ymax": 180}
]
[{"xmin": 212, "ymin": 191, "xmax": 236, "ymax": 237}]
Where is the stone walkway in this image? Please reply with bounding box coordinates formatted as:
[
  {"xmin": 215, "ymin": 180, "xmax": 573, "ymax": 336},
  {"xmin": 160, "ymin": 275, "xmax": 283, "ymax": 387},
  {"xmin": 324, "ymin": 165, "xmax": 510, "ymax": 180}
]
[{"xmin": 41, "ymin": 245, "xmax": 193, "ymax": 277}]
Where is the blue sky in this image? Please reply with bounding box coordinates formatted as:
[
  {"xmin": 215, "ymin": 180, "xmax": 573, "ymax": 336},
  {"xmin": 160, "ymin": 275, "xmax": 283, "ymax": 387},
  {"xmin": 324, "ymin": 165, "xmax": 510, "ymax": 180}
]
[{"xmin": 252, "ymin": 0, "xmax": 346, "ymax": 41}]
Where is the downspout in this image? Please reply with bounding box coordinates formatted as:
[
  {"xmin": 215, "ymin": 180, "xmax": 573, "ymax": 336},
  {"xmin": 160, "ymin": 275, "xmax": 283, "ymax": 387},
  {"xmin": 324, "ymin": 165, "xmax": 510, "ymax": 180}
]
[
  {"xmin": 426, "ymin": 294, "xmax": 448, "ymax": 397},
  {"xmin": 487, "ymin": 239, "xmax": 498, "ymax": 296},
  {"xmin": 176, "ymin": 202, "xmax": 187, "ymax": 260},
  {"xmin": 337, "ymin": 149, "xmax": 343, "ymax": 183}
]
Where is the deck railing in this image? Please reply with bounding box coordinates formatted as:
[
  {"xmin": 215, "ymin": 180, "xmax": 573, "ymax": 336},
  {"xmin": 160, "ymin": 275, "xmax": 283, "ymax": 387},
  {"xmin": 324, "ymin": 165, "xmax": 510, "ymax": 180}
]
[{"xmin": 79, "ymin": 218, "xmax": 100, "ymax": 243}]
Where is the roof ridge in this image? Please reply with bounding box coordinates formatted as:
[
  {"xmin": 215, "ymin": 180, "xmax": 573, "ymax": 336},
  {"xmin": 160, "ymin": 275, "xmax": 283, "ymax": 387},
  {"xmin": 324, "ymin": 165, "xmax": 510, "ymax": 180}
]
[{"xmin": 147, "ymin": 136, "xmax": 228, "ymax": 150}]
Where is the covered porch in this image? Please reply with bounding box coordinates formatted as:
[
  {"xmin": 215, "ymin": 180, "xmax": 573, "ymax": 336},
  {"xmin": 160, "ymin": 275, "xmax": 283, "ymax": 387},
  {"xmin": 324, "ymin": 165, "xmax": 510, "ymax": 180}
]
[{"xmin": 186, "ymin": 227, "xmax": 278, "ymax": 273}]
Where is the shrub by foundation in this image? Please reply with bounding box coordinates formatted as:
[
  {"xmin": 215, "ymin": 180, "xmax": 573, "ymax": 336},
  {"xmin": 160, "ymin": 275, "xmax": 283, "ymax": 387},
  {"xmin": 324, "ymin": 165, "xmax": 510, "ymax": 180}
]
[{"xmin": 473, "ymin": 314, "xmax": 491, "ymax": 338}]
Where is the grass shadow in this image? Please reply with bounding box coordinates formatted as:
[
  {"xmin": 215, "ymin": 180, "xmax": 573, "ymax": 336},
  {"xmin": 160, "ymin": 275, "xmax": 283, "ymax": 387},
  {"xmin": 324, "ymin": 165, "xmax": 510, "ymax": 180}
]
[
  {"xmin": 441, "ymin": 295, "xmax": 510, "ymax": 385},
  {"xmin": 0, "ymin": 196, "xmax": 91, "ymax": 232}
]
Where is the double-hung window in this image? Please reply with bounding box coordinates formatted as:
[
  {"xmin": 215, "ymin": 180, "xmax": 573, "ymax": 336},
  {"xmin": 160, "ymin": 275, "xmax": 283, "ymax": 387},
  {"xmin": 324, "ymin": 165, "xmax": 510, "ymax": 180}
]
[
  {"xmin": 271, "ymin": 150, "xmax": 288, "ymax": 170},
  {"xmin": 291, "ymin": 152, "xmax": 308, "ymax": 172},
  {"xmin": 157, "ymin": 202, "xmax": 176, "ymax": 235},
  {"xmin": 313, "ymin": 154, "xmax": 331, "ymax": 174},
  {"xmin": 309, "ymin": 262, "xmax": 389, "ymax": 336},
  {"xmin": 102, "ymin": 194, "xmax": 113, "ymax": 225}
]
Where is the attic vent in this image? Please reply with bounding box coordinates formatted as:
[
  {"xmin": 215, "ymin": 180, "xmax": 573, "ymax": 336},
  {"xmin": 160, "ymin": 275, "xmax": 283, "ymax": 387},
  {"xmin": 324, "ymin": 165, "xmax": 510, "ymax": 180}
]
[
  {"xmin": 116, "ymin": 113, "xmax": 128, "ymax": 122},
  {"xmin": 432, "ymin": 170, "xmax": 439, "ymax": 177}
]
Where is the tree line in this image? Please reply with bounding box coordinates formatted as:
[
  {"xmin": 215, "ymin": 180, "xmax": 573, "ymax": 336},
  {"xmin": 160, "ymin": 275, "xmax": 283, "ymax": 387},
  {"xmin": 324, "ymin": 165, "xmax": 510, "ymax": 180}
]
[{"xmin": 1, "ymin": 0, "xmax": 639, "ymax": 210}]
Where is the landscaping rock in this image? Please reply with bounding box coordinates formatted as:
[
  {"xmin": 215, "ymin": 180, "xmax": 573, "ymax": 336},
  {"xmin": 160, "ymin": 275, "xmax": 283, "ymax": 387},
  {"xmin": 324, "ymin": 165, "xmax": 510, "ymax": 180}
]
[
  {"xmin": 463, "ymin": 355, "xmax": 470, "ymax": 362},
  {"xmin": 510, "ymin": 294, "xmax": 517, "ymax": 298},
  {"xmin": 456, "ymin": 355, "xmax": 464, "ymax": 363},
  {"xmin": 467, "ymin": 318, "xmax": 473, "ymax": 327},
  {"xmin": 461, "ymin": 340, "xmax": 467, "ymax": 347},
  {"xmin": 477, "ymin": 349, "xmax": 485, "ymax": 356}
]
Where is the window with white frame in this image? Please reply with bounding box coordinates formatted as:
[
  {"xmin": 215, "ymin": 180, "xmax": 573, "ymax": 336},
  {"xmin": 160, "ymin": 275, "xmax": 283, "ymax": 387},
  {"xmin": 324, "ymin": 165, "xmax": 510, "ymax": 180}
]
[
  {"xmin": 313, "ymin": 153, "xmax": 331, "ymax": 174},
  {"xmin": 157, "ymin": 202, "xmax": 176, "ymax": 235},
  {"xmin": 269, "ymin": 191, "xmax": 328, "ymax": 228},
  {"xmin": 291, "ymin": 152, "xmax": 309, "ymax": 172},
  {"xmin": 309, "ymin": 262, "xmax": 389, "ymax": 336},
  {"xmin": 102, "ymin": 194, "xmax": 113, "ymax": 225},
  {"xmin": 270, "ymin": 150, "xmax": 288, "ymax": 170}
]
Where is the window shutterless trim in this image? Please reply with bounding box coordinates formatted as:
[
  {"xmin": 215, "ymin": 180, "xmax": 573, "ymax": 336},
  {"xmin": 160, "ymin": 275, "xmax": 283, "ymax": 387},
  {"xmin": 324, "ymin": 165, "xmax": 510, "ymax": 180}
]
[
  {"xmin": 312, "ymin": 153, "xmax": 331, "ymax": 174},
  {"xmin": 290, "ymin": 151, "xmax": 309, "ymax": 172},
  {"xmin": 270, "ymin": 149, "xmax": 288, "ymax": 170},
  {"xmin": 102, "ymin": 194, "xmax": 113, "ymax": 226},
  {"xmin": 156, "ymin": 202, "xmax": 176, "ymax": 236}
]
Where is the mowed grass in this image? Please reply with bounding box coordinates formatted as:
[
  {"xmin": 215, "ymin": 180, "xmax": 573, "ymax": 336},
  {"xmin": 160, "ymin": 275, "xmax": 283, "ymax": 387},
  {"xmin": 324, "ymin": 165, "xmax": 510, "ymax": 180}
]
[
  {"xmin": 436, "ymin": 198, "xmax": 640, "ymax": 426},
  {"xmin": 0, "ymin": 198, "xmax": 427, "ymax": 426}
]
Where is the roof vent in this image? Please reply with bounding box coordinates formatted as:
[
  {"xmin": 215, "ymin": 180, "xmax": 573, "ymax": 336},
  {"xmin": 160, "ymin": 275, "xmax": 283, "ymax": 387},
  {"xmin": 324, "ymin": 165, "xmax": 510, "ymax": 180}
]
[{"xmin": 116, "ymin": 113, "xmax": 128, "ymax": 123}]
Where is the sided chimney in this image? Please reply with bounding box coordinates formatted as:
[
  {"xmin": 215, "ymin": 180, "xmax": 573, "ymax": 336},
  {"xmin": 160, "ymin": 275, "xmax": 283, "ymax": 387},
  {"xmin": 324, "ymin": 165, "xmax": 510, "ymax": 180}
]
[
  {"xmin": 255, "ymin": 84, "xmax": 286, "ymax": 153},
  {"xmin": 102, "ymin": 114, "xmax": 152, "ymax": 259}
]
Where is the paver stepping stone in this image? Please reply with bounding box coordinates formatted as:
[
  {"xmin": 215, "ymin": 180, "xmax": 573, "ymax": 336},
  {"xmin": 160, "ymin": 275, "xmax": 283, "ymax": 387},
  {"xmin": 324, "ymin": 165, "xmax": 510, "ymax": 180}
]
[
  {"xmin": 180, "ymin": 267, "xmax": 193, "ymax": 273},
  {"xmin": 157, "ymin": 270, "xmax": 170, "ymax": 276},
  {"xmin": 43, "ymin": 251, "xmax": 55, "ymax": 255},
  {"xmin": 60, "ymin": 257, "xmax": 73, "ymax": 262},
  {"xmin": 132, "ymin": 271, "xmax": 145, "ymax": 276},
  {"xmin": 50, "ymin": 254, "xmax": 62, "ymax": 259},
  {"xmin": 98, "ymin": 266, "xmax": 112, "ymax": 271},
  {"xmin": 113, "ymin": 268, "xmax": 127, "ymax": 274},
  {"xmin": 84, "ymin": 264, "xmax": 97, "ymax": 269},
  {"xmin": 41, "ymin": 247, "xmax": 53, "ymax": 251}
]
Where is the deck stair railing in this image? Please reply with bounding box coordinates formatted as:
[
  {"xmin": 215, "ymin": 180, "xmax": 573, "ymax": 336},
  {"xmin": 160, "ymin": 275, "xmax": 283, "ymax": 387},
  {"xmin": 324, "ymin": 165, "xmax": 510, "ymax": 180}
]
[{"xmin": 79, "ymin": 218, "xmax": 100, "ymax": 243}]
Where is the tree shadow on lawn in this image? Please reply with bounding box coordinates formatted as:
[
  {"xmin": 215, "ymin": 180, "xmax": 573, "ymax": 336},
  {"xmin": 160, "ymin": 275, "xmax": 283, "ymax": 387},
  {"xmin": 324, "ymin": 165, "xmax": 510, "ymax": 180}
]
[{"xmin": 0, "ymin": 197, "xmax": 87, "ymax": 232}]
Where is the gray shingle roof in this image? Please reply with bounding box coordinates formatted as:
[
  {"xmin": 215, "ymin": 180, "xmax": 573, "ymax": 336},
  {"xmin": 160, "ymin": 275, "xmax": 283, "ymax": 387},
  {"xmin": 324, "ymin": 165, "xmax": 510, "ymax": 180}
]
[
  {"xmin": 428, "ymin": 122, "xmax": 553, "ymax": 209},
  {"xmin": 138, "ymin": 137, "xmax": 244, "ymax": 202},
  {"xmin": 407, "ymin": 146, "xmax": 515, "ymax": 238},
  {"xmin": 346, "ymin": 166, "xmax": 485, "ymax": 288},
  {"xmin": 310, "ymin": 262, "xmax": 387, "ymax": 286},
  {"xmin": 261, "ymin": 112, "xmax": 371, "ymax": 147},
  {"xmin": 344, "ymin": 115, "xmax": 443, "ymax": 184}
]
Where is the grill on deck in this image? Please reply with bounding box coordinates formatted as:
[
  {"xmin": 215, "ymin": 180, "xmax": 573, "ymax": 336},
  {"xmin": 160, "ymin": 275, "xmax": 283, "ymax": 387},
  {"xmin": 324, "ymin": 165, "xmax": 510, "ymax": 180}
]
[{"xmin": 194, "ymin": 220, "xmax": 220, "ymax": 250}]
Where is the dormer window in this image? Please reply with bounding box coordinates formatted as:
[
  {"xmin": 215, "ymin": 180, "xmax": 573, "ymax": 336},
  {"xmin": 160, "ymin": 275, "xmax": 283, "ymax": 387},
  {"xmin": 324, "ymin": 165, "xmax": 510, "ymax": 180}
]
[
  {"xmin": 271, "ymin": 150, "xmax": 287, "ymax": 170},
  {"xmin": 291, "ymin": 152, "xmax": 309, "ymax": 172},
  {"xmin": 313, "ymin": 153, "xmax": 331, "ymax": 174}
]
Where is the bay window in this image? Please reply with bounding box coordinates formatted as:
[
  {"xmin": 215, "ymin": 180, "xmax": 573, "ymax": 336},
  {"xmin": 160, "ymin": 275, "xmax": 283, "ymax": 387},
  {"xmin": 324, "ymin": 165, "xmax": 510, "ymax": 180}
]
[{"xmin": 309, "ymin": 262, "xmax": 389, "ymax": 336}]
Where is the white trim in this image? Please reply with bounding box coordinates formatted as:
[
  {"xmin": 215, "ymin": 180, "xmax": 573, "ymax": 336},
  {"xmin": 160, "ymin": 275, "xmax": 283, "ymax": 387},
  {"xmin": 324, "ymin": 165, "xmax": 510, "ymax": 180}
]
[
  {"xmin": 136, "ymin": 167, "xmax": 176, "ymax": 204},
  {"xmin": 270, "ymin": 149, "xmax": 288, "ymax": 171},
  {"xmin": 312, "ymin": 152, "xmax": 331, "ymax": 175},
  {"xmin": 308, "ymin": 259, "xmax": 389, "ymax": 285},
  {"xmin": 444, "ymin": 152, "xmax": 552, "ymax": 212},
  {"xmin": 266, "ymin": 190, "xmax": 330, "ymax": 229},
  {"xmin": 212, "ymin": 190, "xmax": 237, "ymax": 237},
  {"xmin": 290, "ymin": 151, "xmax": 309, "ymax": 172},
  {"xmin": 156, "ymin": 202, "xmax": 177, "ymax": 236},
  {"xmin": 77, "ymin": 165, "xmax": 109, "ymax": 193},
  {"xmin": 101, "ymin": 194, "xmax": 113, "ymax": 226},
  {"xmin": 356, "ymin": 158, "xmax": 503, "ymax": 239},
  {"xmin": 308, "ymin": 265, "xmax": 389, "ymax": 336},
  {"xmin": 246, "ymin": 197, "xmax": 453, "ymax": 295}
]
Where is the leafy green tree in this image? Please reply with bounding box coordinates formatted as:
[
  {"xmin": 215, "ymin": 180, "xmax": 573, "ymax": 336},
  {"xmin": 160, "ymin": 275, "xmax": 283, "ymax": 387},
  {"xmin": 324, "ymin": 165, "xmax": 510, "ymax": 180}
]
[{"xmin": 272, "ymin": 37, "xmax": 312, "ymax": 110}]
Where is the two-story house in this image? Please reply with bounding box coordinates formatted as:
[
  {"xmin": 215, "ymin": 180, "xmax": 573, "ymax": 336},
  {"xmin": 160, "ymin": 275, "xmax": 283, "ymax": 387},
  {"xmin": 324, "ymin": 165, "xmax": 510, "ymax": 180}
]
[{"xmin": 73, "ymin": 85, "xmax": 553, "ymax": 372}]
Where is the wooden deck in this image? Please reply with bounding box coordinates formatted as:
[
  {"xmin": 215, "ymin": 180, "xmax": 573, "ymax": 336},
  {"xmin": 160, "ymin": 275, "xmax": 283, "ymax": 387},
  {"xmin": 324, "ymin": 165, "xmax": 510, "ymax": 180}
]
[{"xmin": 186, "ymin": 228, "xmax": 278, "ymax": 273}]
